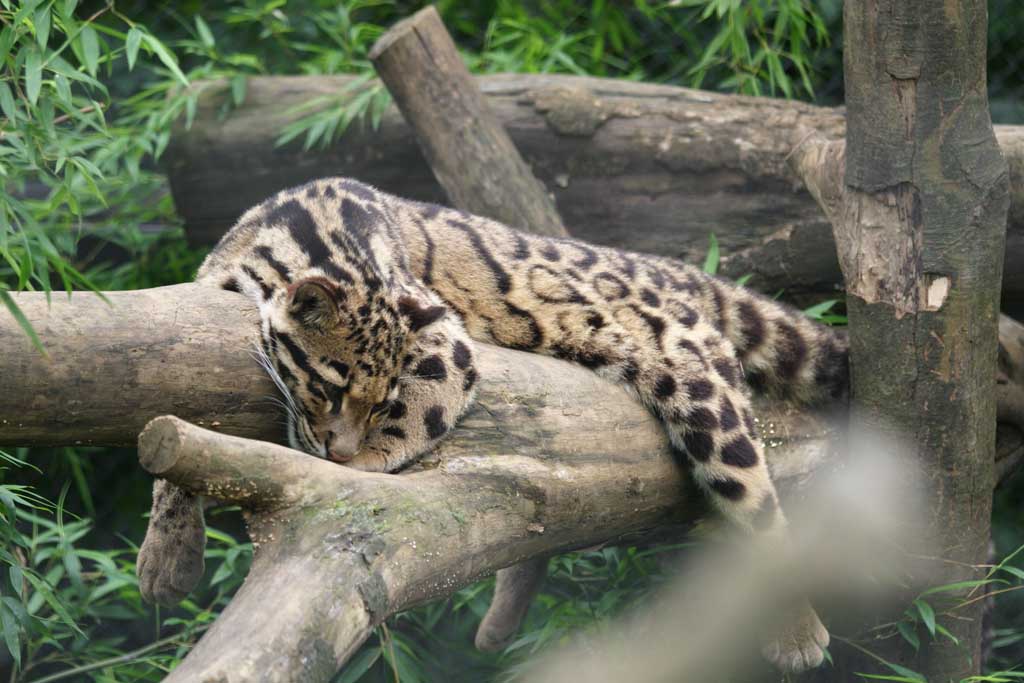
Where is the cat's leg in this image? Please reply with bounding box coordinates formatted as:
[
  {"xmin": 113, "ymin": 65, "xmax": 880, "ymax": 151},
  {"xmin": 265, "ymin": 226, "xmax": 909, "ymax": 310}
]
[
  {"xmin": 586, "ymin": 321, "xmax": 828, "ymax": 673},
  {"xmin": 475, "ymin": 557, "xmax": 547, "ymax": 651},
  {"xmin": 345, "ymin": 316, "xmax": 479, "ymax": 473},
  {"xmin": 137, "ymin": 479, "xmax": 207, "ymax": 606}
]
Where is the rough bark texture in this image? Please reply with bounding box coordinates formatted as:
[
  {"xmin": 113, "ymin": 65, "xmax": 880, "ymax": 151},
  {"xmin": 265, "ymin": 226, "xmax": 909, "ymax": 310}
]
[
  {"xmin": 2, "ymin": 287, "xmax": 1024, "ymax": 681},
  {"xmin": 369, "ymin": 7, "xmax": 567, "ymax": 237},
  {"xmin": 163, "ymin": 73, "xmax": 1024, "ymax": 314},
  {"xmin": 791, "ymin": 2, "xmax": 1010, "ymax": 679}
]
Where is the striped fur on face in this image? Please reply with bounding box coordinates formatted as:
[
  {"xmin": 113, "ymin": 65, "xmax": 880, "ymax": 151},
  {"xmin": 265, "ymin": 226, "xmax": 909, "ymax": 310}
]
[{"xmin": 254, "ymin": 275, "xmax": 414, "ymax": 461}]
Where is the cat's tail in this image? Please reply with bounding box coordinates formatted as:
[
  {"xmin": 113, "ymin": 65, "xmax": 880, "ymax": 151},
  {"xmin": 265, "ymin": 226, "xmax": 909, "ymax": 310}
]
[{"xmin": 712, "ymin": 277, "xmax": 849, "ymax": 405}]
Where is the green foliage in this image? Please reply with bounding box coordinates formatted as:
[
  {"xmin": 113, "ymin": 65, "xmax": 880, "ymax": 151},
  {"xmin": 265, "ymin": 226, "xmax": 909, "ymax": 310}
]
[
  {"xmin": 0, "ymin": 0, "xmax": 195, "ymax": 346},
  {"xmin": 1, "ymin": 1, "xmax": 1021, "ymax": 682}
]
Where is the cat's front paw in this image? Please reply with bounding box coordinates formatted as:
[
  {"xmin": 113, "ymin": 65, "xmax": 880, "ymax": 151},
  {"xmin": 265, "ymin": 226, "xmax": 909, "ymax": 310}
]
[
  {"xmin": 137, "ymin": 520, "xmax": 206, "ymax": 606},
  {"xmin": 760, "ymin": 601, "xmax": 830, "ymax": 673}
]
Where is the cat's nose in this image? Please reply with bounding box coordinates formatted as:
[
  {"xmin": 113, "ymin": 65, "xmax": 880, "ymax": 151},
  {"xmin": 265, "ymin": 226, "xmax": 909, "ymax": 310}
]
[{"xmin": 326, "ymin": 430, "xmax": 360, "ymax": 464}]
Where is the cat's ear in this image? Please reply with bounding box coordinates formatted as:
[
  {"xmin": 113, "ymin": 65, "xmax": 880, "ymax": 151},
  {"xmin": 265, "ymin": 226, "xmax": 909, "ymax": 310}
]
[
  {"xmin": 288, "ymin": 277, "xmax": 344, "ymax": 331},
  {"xmin": 398, "ymin": 295, "xmax": 446, "ymax": 332}
]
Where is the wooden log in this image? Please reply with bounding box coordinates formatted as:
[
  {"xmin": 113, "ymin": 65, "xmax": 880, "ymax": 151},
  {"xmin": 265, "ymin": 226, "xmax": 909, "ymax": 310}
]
[
  {"xmin": 2, "ymin": 286, "xmax": 1023, "ymax": 681},
  {"xmin": 789, "ymin": 2, "xmax": 1009, "ymax": 678},
  {"xmin": 162, "ymin": 73, "xmax": 1024, "ymax": 315},
  {"xmin": 369, "ymin": 7, "xmax": 567, "ymax": 237},
  {"xmin": 1, "ymin": 286, "xmax": 1022, "ymax": 471}
]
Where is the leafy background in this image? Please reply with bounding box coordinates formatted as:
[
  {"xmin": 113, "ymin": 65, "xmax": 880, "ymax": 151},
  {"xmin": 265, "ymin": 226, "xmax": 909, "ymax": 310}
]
[{"xmin": 1, "ymin": 1, "xmax": 1023, "ymax": 681}]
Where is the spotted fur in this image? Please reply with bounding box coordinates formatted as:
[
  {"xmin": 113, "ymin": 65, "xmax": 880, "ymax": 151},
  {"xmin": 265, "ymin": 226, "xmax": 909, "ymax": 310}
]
[{"xmin": 142, "ymin": 177, "xmax": 848, "ymax": 671}]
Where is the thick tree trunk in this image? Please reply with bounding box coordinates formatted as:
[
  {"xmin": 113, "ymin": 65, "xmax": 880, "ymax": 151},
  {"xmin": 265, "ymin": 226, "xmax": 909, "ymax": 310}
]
[
  {"xmin": 163, "ymin": 73, "xmax": 1024, "ymax": 313},
  {"xmin": 789, "ymin": 2, "xmax": 1010, "ymax": 679}
]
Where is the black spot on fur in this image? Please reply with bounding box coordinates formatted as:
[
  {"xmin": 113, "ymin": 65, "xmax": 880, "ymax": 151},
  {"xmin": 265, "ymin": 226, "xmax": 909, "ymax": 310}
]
[
  {"xmin": 418, "ymin": 203, "xmax": 442, "ymax": 219},
  {"xmin": 814, "ymin": 337, "xmax": 850, "ymax": 399},
  {"xmin": 713, "ymin": 358, "xmax": 737, "ymax": 386},
  {"xmin": 321, "ymin": 259, "xmax": 355, "ymax": 285},
  {"xmin": 503, "ymin": 302, "xmax": 544, "ymax": 349},
  {"xmin": 710, "ymin": 478, "xmax": 746, "ymax": 501},
  {"xmin": 641, "ymin": 289, "xmax": 660, "ymax": 308},
  {"xmin": 668, "ymin": 445, "xmax": 690, "ymax": 467},
  {"xmin": 746, "ymin": 368, "xmax": 767, "ymax": 393},
  {"xmin": 676, "ymin": 303, "xmax": 698, "ymax": 328},
  {"xmin": 677, "ymin": 339, "xmax": 705, "ymax": 363},
  {"xmin": 633, "ymin": 307, "xmax": 666, "ymax": 348},
  {"xmin": 339, "ymin": 179, "xmax": 377, "ymax": 201},
  {"xmin": 541, "ymin": 245, "xmax": 560, "ymax": 262},
  {"xmin": 738, "ymin": 301, "xmax": 765, "ymax": 353},
  {"xmin": 424, "ymin": 406, "xmax": 447, "ymax": 440},
  {"xmin": 463, "ymin": 368, "xmax": 478, "ymax": 391},
  {"xmin": 683, "ymin": 430, "xmax": 714, "ymax": 462},
  {"xmin": 452, "ymin": 340, "xmax": 472, "ymax": 369},
  {"xmin": 513, "ymin": 233, "xmax": 530, "ymax": 260},
  {"xmin": 388, "ymin": 401, "xmax": 406, "ymax": 419},
  {"xmin": 685, "ymin": 407, "xmax": 718, "ymax": 432},
  {"xmin": 775, "ymin": 322, "xmax": 807, "ymax": 381},
  {"xmin": 323, "ymin": 185, "xmax": 336, "ymax": 199},
  {"xmin": 687, "ymin": 379, "xmax": 715, "ymax": 402},
  {"xmin": 621, "ymin": 361, "xmax": 639, "ymax": 383},
  {"xmin": 241, "ymin": 265, "xmax": 274, "ymax": 300},
  {"xmin": 414, "ymin": 355, "xmax": 447, "ymax": 381},
  {"xmin": 593, "ymin": 272, "xmax": 630, "ymax": 300},
  {"xmin": 586, "ymin": 312, "xmax": 605, "ymax": 329},
  {"xmin": 721, "ymin": 436, "xmax": 758, "ymax": 468},
  {"xmin": 448, "ymin": 220, "xmax": 512, "ymax": 294},
  {"xmin": 255, "ymin": 245, "xmax": 291, "ymax": 280},
  {"xmin": 305, "ymin": 185, "xmax": 319, "ymax": 198},
  {"xmin": 719, "ymin": 396, "xmax": 739, "ymax": 431},
  {"xmin": 615, "ymin": 253, "xmax": 636, "ymax": 279},
  {"xmin": 710, "ymin": 281, "xmax": 728, "ymax": 333},
  {"xmin": 326, "ymin": 360, "xmax": 350, "ymax": 378},
  {"xmin": 654, "ymin": 374, "xmax": 677, "ymax": 399},
  {"xmin": 382, "ymin": 426, "xmax": 407, "ymax": 440},
  {"xmin": 572, "ymin": 245, "xmax": 598, "ymax": 271},
  {"xmin": 222, "ymin": 278, "xmax": 241, "ymax": 293},
  {"xmin": 267, "ymin": 200, "xmax": 330, "ymax": 264},
  {"xmin": 399, "ymin": 296, "xmax": 447, "ymax": 331},
  {"xmin": 341, "ymin": 197, "xmax": 376, "ymax": 251}
]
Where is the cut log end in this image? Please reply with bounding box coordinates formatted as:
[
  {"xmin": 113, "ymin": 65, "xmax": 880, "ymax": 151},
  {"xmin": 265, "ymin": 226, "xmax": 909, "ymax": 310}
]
[
  {"xmin": 138, "ymin": 415, "xmax": 187, "ymax": 475},
  {"xmin": 367, "ymin": 6, "xmax": 437, "ymax": 60}
]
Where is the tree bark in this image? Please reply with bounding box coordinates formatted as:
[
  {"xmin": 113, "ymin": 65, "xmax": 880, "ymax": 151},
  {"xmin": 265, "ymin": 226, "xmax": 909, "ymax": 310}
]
[
  {"xmin": 2, "ymin": 286, "xmax": 1024, "ymax": 681},
  {"xmin": 163, "ymin": 73, "xmax": 1024, "ymax": 313},
  {"xmin": 369, "ymin": 7, "xmax": 568, "ymax": 238},
  {"xmin": 789, "ymin": 2, "xmax": 1010, "ymax": 679}
]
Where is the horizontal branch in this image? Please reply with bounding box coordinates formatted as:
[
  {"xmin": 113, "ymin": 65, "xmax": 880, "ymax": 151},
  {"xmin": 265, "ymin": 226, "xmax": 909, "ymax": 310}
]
[
  {"xmin": 164, "ymin": 73, "xmax": 1024, "ymax": 314},
  {"xmin": 2, "ymin": 285, "xmax": 1023, "ymax": 680}
]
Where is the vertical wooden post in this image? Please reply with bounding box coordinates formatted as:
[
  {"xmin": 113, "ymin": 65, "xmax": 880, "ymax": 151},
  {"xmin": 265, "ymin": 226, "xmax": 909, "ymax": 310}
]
[
  {"xmin": 369, "ymin": 6, "xmax": 569, "ymax": 238},
  {"xmin": 792, "ymin": 1, "xmax": 1010, "ymax": 679}
]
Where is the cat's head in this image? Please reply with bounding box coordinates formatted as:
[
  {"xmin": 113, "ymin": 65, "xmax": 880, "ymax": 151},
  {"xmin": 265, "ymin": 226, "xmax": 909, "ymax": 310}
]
[{"xmin": 256, "ymin": 276, "xmax": 445, "ymax": 462}]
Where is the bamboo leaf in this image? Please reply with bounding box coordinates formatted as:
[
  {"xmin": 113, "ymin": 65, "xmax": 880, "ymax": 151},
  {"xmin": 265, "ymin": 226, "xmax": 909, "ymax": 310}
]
[
  {"xmin": 80, "ymin": 24, "xmax": 100, "ymax": 77},
  {"xmin": 0, "ymin": 290, "xmax": 46, "ymax": 356},
  {"xmin": 142, "ymin": 33, "xmax": 188, "ymax": 86},
  {"xmin": 24, "ymin": 46, "xmax": 42, "ymax": 105},
  {"xmin": 702, "ymin": 233, "xmax": 719, "ymax": 275},
  {"xmin": 33, "ymin": 6, "xmax": 50, "ymax": 48},
  {"xmin": 126, "ymin": 27, "xmax": 143, "ymax": 70},
  {"xmin": 913, "ymin": 599, "xmax": 936, "ymax": 637},
  {"xmin": 0, "ymin": 602, "xmax": 20, "ymax": 669},
  {"xmin": 195, "ymin": 15, "xmax": 215, "ymax": 49},
  {"xmin": 0, "ymin": 81, "xmax": 17, "ymax": 123}
]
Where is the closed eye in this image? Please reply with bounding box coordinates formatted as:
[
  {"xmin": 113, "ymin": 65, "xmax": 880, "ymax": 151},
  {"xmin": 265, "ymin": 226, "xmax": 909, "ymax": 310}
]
[{"xmin": 368, "ymin": 400, "xmax": 391, "ymax": 423}]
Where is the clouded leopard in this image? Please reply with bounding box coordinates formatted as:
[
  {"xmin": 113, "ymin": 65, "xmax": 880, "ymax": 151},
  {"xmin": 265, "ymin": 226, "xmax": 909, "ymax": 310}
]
[{"xmin": 137, "ymin": 177, "xmax": 848, "ymax": 673}]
